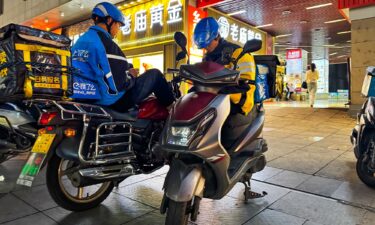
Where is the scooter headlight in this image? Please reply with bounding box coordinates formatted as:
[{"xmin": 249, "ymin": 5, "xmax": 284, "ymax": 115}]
[
  {"xmin": 168, "ymin": 125, "xmax": 198, "ymax": 146},
  {"xmin": 167, "ymin": 110, "xmax": 215, "ymax": 147}
]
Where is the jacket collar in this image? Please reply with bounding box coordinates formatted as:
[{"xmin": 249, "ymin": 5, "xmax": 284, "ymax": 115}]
[
  {"xmin": 90, "ymin": 25, "xmax": 112, "ymax": 39},
  {"xmin": 204, "ymin": 38, "xmax": 227, "ymax": 62}
]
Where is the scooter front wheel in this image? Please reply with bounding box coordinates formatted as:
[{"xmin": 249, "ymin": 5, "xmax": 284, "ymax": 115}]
[
  {"xmin": 46, "ymin": 152, "xmax": 114, "ymax": 211},
  {"xmin": 356, "ymin": 153, "xmax": 375, "ymax": 188},
  {"xmin": 165, "ymin": 200, "xmax": 190, "ymax": 225}
]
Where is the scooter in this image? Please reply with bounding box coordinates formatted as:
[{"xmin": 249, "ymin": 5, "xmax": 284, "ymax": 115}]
[
  {"xmin": 17, "ymin": 74, "xmax": 181, "ymax": 211},
  {"xmin": 0, "ymin": 102, "xmax": 38, "ymax": 163},
  {"xmin": 351, "ymin": 66, "xmax": 375, "ymax": 188},
  {"xmin": 159, "ymin": 32, "xmax": 268, "ymax": 225}
]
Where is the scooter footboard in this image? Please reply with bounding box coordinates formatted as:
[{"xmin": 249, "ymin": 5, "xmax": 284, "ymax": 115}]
[{"xmin": 164, "ymin": 159, "xmax": 205, "ymax": 202}]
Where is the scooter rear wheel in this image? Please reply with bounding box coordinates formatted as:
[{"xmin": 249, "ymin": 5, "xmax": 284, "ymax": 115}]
[
  {"xmin": 46, "ymin": 152, "xmax": 114, "ymax": 211},
  {"xmin": 356, "ymin": 153, "xmax": 375, "ymax": 188},
  {"xmin": 165, "ymin": 200, "xmax": 190, "ymax": 225}
]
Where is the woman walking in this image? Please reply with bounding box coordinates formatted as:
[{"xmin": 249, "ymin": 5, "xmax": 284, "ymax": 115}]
[{"xmin": 306, "ymin": 63, "xmax": 319, "ymax": 107}]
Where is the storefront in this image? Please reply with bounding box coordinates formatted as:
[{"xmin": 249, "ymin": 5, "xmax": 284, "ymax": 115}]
[
  {"xmin": 116, "ymin": 0, "xmax": 185, "ymax": 76},
  {"xmin": 63, "ymin": 0, "xmax": 273, "ymax": 94}
]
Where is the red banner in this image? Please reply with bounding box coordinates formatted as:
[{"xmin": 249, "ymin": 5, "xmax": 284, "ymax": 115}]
[
  {"xmin": 338, "ymin": 0, "xmax": 375, "ymax": 9},
  {"xmin": 286, "ymin": 49, "xmax": 302, "ymax": 59},
  {"xmin": 188, "ymin": 5, "xmax": 207, "ymax": 56},
  {"xmin": 197, "ymin": 0, "xmax": 225, "ymax": 8}
]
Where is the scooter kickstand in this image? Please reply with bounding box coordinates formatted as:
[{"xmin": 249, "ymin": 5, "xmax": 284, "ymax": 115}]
[{"xmin": 243, "ymin": 180, "xmax": 268, "ymax": 203}]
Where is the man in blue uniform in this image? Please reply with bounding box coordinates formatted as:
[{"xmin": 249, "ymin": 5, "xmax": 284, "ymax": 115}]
[{"xmin": 72, "ymin": 2, "xmax": 175, "ymax": 111}]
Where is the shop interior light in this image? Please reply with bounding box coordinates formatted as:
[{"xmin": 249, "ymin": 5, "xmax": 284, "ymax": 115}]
[
  {"xmin": 324, "ymin": 18, "xmax": 346, "ymax": 24},
  {"xmin": 60, "ymin": 11, "xmax": 65, "ymax": 17},
  {"xmin": 347, "ymin": 40, "xmax": 351, "ymax": 42},
  {"xmin": 255, "ymin": 24, "xmax": 273, "ymax": 28},
  {"xmin": 80, "ymin": 4, "xmax": 84, "ymax": 9},
  {"xmin": 227, "ymin": 10, "xmax": 246, "ymax": 16},
  {"xmin": 44, "ymin": 18, "xmax": 49, "ymax": 23},
  {"xmin": 337, "ymin": 30, "xmax": 351, "ymax": 34},
  {"xmin": 322, "ymin": 44, "xmax": 335, "ymax": 47},
  {"xmin": 306, "ymin": 3, "xmax": 332, "ymax": 10},
  {"xmin": 275, "ymin": 34, "xmax": 292, "ymax": 38},
  {"xmin": 337, "ymin": 55, "xmax": 347, "ymax": 58},
  {"xmin": 46, "ymin": 27, "xmax": 50, "ymax": 31},
  {"xmin": 329, "ymin": 52, "xmax": 338, "ymax": 56},
  {"xmin": 300, "ymin": 20, "xmax": 308, "ymax": 24},
  {"xmin": 130, "ymin": 1, "xmax": 136, "ymax": 4}
]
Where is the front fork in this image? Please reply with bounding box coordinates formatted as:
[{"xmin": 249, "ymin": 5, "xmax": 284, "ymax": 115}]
[{"xmin": 160, "ymin": 159, "xmax": 205, "ymax": 219}]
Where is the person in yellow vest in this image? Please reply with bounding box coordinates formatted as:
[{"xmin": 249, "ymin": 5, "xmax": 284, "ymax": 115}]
[
  {"xmin": 306, "ymin": 63, "xmax": 319, "ymax": 107},
  {"xmin": 193, "ymin": 17, "xmax": 257, "ymax": 149},
  {"xmin": 193, "ymin": 17, "xmax": 256, "ymax": 116}
]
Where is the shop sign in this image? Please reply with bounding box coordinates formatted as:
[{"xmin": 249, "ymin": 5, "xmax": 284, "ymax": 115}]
[
  {"xmin": 286, "ymin": 49, "xmax": 302, "ymax": 59},
  {"xmin": 121, "ymin": 0, "xmax": 183, "ymax": 36},
  {"xmin": 208, "ymin": 9, "xmax": 267, "ymax": 54},
  {"xmin": 217, "ymin": 16, "xmax": 262, "ymax": 44},
  {"xmin": 188, "ymin": 5, "xmax": 207, "ymax": 56}
]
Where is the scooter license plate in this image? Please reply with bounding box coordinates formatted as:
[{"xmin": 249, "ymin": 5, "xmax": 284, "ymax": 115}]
[{"xmin": 31, "ymin": 134, "xmax": 56, "ymax": 154}]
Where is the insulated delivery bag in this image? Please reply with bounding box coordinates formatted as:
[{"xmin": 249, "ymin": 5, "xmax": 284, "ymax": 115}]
[
  {"xmin": 361, "ymin": 66, "xmax": 375, "ymax": 97},
  {"xmin": 0, "ymin": 24, "xmax": 74, "ymax": 101},
  {"xmin": 254, "ymin": 55, "xmax": 281, "ymax": 103}
]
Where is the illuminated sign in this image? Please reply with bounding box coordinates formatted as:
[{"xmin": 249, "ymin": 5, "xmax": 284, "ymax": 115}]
[
  {"xmin": 286, "ymin": 49, "xmax": 302, "ymax": 59},
  {"xmin": 217, "ymin": 16, "xmax": 262, "ymax": 44},
  {"xmin": 121, "ymin": 0, "xmax": 183, "ymax": 35},
  {"xmin": 167, "ymin": 0, "xmax": 183, "ymax": 24},
  {"xmin": 188, "ymin": 6, "xmax": 207, "ymax": 56}
]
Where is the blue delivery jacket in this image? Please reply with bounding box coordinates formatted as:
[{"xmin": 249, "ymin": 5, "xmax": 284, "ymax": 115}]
[{"xmin": 72, "ymin": 26, "xmax": 132, "ymax": 105}]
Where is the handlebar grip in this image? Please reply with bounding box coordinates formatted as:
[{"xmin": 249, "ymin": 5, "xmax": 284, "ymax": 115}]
[{"xmin": 166, "ymin": 68, "xmax": 180, "ymax": 73}]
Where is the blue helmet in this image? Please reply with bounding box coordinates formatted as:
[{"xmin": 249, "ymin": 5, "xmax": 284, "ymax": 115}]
[
  {"xmin": 193, "ymin": 17, "xmax": 219, "ymax": 49},
  {"xmin": 92, "ymin": 2, "xmax": 125, "ymax": 26}
]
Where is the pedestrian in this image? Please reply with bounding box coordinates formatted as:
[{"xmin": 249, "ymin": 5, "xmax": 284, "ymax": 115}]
[
  {"xmin": 306, "ymin": 63, "xmax": 319, "ymax": 107},
  {"xmin": 286, "ymin": 82, "xmax": 294, "ymax": 100}
]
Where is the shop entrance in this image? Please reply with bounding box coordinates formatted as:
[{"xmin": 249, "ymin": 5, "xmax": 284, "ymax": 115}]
[{"xmin": 127, "ymin": 52, "xmax": 164, "ymax": 75}]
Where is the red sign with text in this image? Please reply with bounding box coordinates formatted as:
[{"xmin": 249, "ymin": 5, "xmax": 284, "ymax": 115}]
[
  {"xmin": 197, "ymin": 0, "xmax": 225, "ymax": 8},
  {"xmin": 338, "ymin": 0, "xmax": 375, "ymax": 9},
  {"xmin": 286, "ymin": 49, "xmax": 302, "ymax": 59},
  {"xmin": 188, "ymin": 5, "xmax": 207, "ymax": 55}
]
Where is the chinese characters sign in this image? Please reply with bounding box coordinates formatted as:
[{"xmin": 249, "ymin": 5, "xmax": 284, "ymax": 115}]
[
  {"xmin": 207, "ymin": 9, "xmax": 266, "ymax": 54},
  {"xmin": 217, "ymin": 16, "xmax": 262, "ymax": 44},
  {"xmin": 117, "ymin": 0, "xmax": 184, "ymax": 49},
  {"xmin": 120, "ymin": 0, "xmax": 183, "ymax": 35},
  {"xmin": 286, "ymin": 49, "xmax": 302, "ymax": 59}
]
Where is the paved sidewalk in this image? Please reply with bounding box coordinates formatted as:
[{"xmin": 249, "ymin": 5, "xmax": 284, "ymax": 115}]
[{"xmin": 1, "ymin": 105, "xmax": 375, "ymax": 225}]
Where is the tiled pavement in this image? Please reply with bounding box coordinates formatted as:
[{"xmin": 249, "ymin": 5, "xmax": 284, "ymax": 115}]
[{"xmin": 1, "ymin": 104, "xmax": 375, "ymax": 225}]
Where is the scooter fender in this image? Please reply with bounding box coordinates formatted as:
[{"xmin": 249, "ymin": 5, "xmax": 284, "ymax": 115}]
[
  {"xmin": 164, "ymin": 159, "xmax": 205, "ymax": 202},
  {"xmin": 56, "ymin": 136, "xmax": 80, "ymax": 162}
]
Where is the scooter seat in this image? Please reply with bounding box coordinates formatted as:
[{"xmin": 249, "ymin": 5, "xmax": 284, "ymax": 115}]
[{"xmin": 103, "ymin": 107, "xmax": 137, "ymax": 121}]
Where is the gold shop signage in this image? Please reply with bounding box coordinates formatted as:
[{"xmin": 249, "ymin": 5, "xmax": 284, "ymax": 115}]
[{"xmin": 117, "ymin": 0, "xmax": 184, "ymax": 48}]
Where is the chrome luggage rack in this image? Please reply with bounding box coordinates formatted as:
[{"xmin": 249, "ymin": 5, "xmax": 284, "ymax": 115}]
[
  {"xmin": 25, "ymin": 99, "xmax": 112, "ymax": 120},
  {"xmin": 27, "ymin": 99, "xmax": 135, "ymax": 165}
]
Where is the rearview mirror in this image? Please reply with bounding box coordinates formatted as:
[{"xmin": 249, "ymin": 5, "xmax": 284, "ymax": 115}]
[
  {"xmin": 176, "ymin": 51, "xmax": 186, "ymax": 61},
  {"xmin": 243, "ymin": 39, "xmax": 262, "ymax": 54},
  {"xmin": 174, "ymin": 32, "xmax": 188, "ymax": 53}
]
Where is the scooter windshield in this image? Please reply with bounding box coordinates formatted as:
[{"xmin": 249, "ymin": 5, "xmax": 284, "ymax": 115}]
[{"xmin": 179, "ymin": 61, "xmax": 240, "ymax": 85}]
